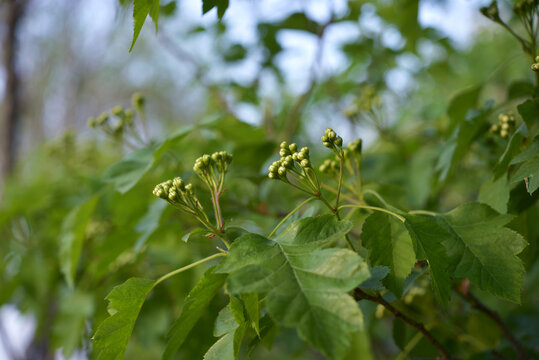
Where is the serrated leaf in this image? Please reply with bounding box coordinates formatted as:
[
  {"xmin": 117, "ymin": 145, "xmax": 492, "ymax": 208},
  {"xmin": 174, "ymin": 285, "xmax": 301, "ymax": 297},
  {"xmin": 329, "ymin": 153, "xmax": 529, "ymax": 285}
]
[
  {"xmin": 202, "ymin": 0, "xmax": 229, "ymax": 19},
  {"xmin": 93, "ymin": 278, "xmax": 155, "ymax": 360},
  {"xmin": 510, "ymin": 137, "xmax": 539, "ymax": 194},
  {"xmin": 403, "ymin": 214, "xmax": 452, "ymax": 305},
  {"xmin": 216, "ymin": 215, "xmax": 370, "ymax": 359},
  {"xmin": 59, "ymin": 196, "xmax": 99, "ymax": 288},
  {"xmin": 362, "ymin": 212, "xmax": 415, "ymax": 297},
  {"xmin": 439, "ymin": 203, "xmax": 527, "ymax": 302},
  {"xmin": 130, "ymin": 0, "xmax": 160, "ymax": 51},
  {"xmin": 163, "ymin": 267, "xmax": 227, "ymax": 360}
]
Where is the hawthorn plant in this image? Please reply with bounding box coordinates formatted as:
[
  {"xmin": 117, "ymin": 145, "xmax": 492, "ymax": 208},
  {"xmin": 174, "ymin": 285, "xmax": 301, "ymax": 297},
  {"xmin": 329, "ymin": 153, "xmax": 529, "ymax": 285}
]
[{"xmin": 83, "ymin": 1, "xmax": 539, "ymax": 359}]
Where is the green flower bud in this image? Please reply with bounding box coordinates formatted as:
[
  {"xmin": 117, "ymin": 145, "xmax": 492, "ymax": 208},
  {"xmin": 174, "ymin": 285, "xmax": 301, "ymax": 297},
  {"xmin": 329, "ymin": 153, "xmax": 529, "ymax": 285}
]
[
  {"xmin": 173, "ymin": 177, "xmax": 184, "ymax": 190},
  {"xmin": 97, "ymin": 113, "xmax": 109, "ymax": 125},
  {"xmin": 334, "ymin": 136, "xmax": 343, "ymax": 147},
  {"xmin": 153, "ymin": 185, "xmax": 168, "ymax": 199},
  {"xmin": 168, "ymin": 189, "xmax": 178, "ymax": 202},
  {"xmin": 300, "ymin": 159, "xmax": 310, "ymax": 168},
  {"xmin": 278, "ymin": 166, "xmax": 287, "ymax": 176},
  {"xmin": 87, "ymin": 117, "xmax": 96, "ymax": 129},
  {"xmin": 321, "ymin": 135, "xmax": 328, "ymax": 142},
  {"xmin": 297, "ymin": 152, "xmax": 306, "ymax": 161},
  {"xmin": 111, "ymin": 105, "xmax": 124, "ymax": 117},
  {"xmin": 325, "ymin": 128, "xmax": 332, "ymax": 135},
  {"xmin": 289, "ymin": 143, "xmax": 298, "ymax": 152},
  {"xmin": 292, "ymin": 153, "xmax": 299, "ymax": 161},
  {"xmin": 500, "ymin": 129, "xmax": 508, "ymax": 138},
  {"xmin": 328, "ymin": 131, "xmax": 336, "ymax": 140},
  {"xmin": 211, "ymin": 152, "xmax": 220, "ymax": 162},
  {"xmin": 268, "ymin": 172, "xmax": 277, "ymax": 179},
  {"xmin": 124, "ymin": 109, "xmax": 134, "ymax": 125},
  {"xmin": 531, "ymin": 63, "xmax": 539, "ymax": 72},
  {"xmin": 323, "ymin": 141, "xmax": 332, "ymax": 148},
  {"xmin": 279, "ymin": 148, "xmax": 290, "ymax": 157},
  {"xmin": 268, "ymin": 165, "xmax": 277, "ymax": 173},
  {"xmin": 301, "ymin": 147, "xmax": 309, "ymax": 155},
  {"xmin": 185, "ymin": 183, "xmax": 194, "ymax": 194},
  {"xmin": 132, "ymin": 92, "xmax": 145, "ymax": 109},
  {"xmin": 348, "ymin": 139, "xmax": 362, "ymax": 154},
  {"xmin": 202, "ymin": 154, "xmax": 211, "ymax": 165},
  {"xmin": 280, "ymin": 141, "xmax": 288, "ymax": 149}
]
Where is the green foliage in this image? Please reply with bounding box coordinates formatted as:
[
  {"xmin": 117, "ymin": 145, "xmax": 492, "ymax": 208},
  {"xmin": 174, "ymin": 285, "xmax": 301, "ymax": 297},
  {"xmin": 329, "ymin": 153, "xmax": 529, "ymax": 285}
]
[
  {"xmin": 217, "ymin": 215, "xmax": 370, "ymax": 359},
  {"xmin": 510, "ymin": 137, "xmax": 539, "ymax": 194},
  {"xmin": 93, "ymin": 278, "xmax": 155, "ymax": 360}
]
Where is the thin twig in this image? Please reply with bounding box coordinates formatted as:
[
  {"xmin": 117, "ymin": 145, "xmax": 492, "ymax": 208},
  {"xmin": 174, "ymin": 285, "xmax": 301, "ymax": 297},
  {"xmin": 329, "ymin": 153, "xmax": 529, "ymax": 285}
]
[
  {"xmin": 354, "ymin": 288, "xmax": 452, "ymax": 360},
  {"xmin": 458, "ymin": 291, "xmax": 529, "ymax": 360}
]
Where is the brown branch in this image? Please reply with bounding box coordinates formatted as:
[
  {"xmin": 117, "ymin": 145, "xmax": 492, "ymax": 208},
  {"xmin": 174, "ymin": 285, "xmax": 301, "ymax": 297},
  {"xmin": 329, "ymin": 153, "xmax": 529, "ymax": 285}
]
[
  {"xmin": 2, "ymin": 0, "xmax": 28, "ymax": 177},
  {"xmin": 354, "ymin": 288, "xmax": 452, "ymax": 360},
  {"xmin": 458, "ymin": 290, "xmax": 529, "ymax": 360}
]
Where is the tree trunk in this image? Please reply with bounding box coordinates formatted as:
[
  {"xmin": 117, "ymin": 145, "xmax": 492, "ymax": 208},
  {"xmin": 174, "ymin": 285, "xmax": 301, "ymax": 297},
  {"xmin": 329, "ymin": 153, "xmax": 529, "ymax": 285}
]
[{"xmin": 2, "ymin": 0, "xmax": 27, "ymax": 177}]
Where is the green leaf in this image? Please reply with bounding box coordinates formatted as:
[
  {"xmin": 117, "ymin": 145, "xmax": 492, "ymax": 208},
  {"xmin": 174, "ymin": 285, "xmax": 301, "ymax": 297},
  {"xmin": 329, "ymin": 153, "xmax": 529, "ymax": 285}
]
[
  {"xmin": 216, "ymin": 215, "xmax": 370, "ymax": 359},
  {"xmin": 182, "ymin": 227, "xmax": 210, "ymax": 243},
  {"xmin": 447, "ymin": 85, "xmax": 482, "ymax": 134},
  {"xmin": 104, "ymin": 145, "xmax": 157, "ymax": 193},
  {"xmin": 517, "ymin": 98, "xmax": 539, "ymax": 128},
  {"xmin": 241, "ymin": 293, "xmax": 260, "ymax": 335},
  {"xmin": 202, "ymin": 0, "xmax": 229, "ymax": 19},
  {"xmin": 205, "ymin": 300, "xmax": 246, "ymax": 360},
  {"xmin": 439, "ymin": 203, "xmax": 527, "ymax": 302},
  {"xmin": 134, "ymin": 200, "xmax": 167, "ymax": 251},
  {"xmin": 493, "ymin": 123, "xmax": 528, "ymax": 178},
  {"xmin": 52, "ymin": 290, "xmax": 95, "ymax": 358},
  {"xmin": 59, "ymin": 195, "xmax": 99, "ymax": 288},
  {"xmin": 510, "ymin": 137, "xmax": 539, "ymax": 194},
  {"xmin": 93, "ymin": 278, "xmax": 155, "ymax": 360},
  {"xmin": 436, "ymin": 102, "xmax": 491, "ymax": 181},
  {"xmin": 478, "ymin": 174, "xmax": 510, "ymax": 213},
  {"xmin": 402, "ymin": 214, "xmax": 452, "ymax": 305},
  {"xmin": 362, "ymin": 212, "xmax": 415, "ymax": 297},
  {"xmin": 163, "ymin": 267, "xmax": 227, "ymax": 360},
  {"xmin": 104, "ymin": 126, "xmax": 192, "ymax": 193},
  {"xmin": 130, "ymin": 0, "xmax": 160, "ymax": 52}
]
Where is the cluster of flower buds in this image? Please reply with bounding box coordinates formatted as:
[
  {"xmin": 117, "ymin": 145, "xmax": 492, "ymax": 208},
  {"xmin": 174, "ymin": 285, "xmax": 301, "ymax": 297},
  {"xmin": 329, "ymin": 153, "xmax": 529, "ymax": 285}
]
[
  {"xmin": 268, "ymin": 142, "xmax": 312, "ymax": 180},
  {"xmin": 514, "ymin": 0, "xmax": 538, "ymax": 15},
  {"xmin": 343, "ymin": 85, "xmax": 382, "ymax": 118},
  {"xmin": 319, "ymin": 159, "xmax": 339, "ymax": 175},
  {"xmin": 489, "ymin": 113, "xmax": 516, "ymax": 138},
  {"xmin": 480, "ymin": 1, "xmax": 500, "ymax": 21},
  {"xmin": 348, "ymin": 138, "xmax": 362, "ymax": 155},
  {"xmin": 87, "ymin": 94, "xmax": 145, "ymax": 143},
  {"xmin": 531, "ymin": 56, "xmax": 539, "ymax": 72},
  {"xmin": 193, "ymin": 151, "xmax": 233, "ymax": 191},
  {"xmin": 153, "ymin": 177, "xmax": 201, "ymax": 214},
  {"xmin": 321, "ymin": 128, "xmax": 344, "ymax": 155}
]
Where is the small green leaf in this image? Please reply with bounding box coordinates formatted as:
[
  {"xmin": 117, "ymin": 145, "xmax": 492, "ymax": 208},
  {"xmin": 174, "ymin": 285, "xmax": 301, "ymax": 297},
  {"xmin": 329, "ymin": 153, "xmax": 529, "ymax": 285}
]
[
  {"xmin": 205, "ymin": 300, "xmax": 246, "ymax": 360},
  {"xmin": 241, "ymin": 293, "xmax": 260, "ymax": 335},
  {"xmin": 362, "ymin": 212, "xmax": 415, "ymax": 297},
  {"xmin": 216, "ymin": 215, "xmax": 370, "ymax": 359},
  {"xmin": 59, "ymin": 196, "xmax": 99, "ymax": 288},
  {"xmin": 134, "ymin": 200, "xmax": 167, "ymax": 251},
  {"xmin": 104, "ymin": 145, "xmax": 157, "ymax": 193},
  {"xmin": 447, "ymin": 85, "xmax": 482, "ymax": 133},
  {"xmin": 182, "ymin": 227, "xmax": 209, "ymax": 243},
  {"xmin": 403, "ymin": 214, "xmax": 452, "ymax": 305},
  {"xmin": 493, "ymin": 123, "xmax": 528, "ymax": 178},
  {"xmin": 517, "ymin": 99, "xmax": 539, "ymax": 128},
  {"xmin": 93, "ymin": 278, "xmax": 155, "ymax": 360},
  {"xmin": 202, "ymin": 0, "xmax": 229, "ymax": 19},
  {"xmin": 510, "ymin": 137, "xmax": 539, "ymax": 194},
  {"xmin": 163, "ymin": 267, "xmax": 227, "ymax": 360}
]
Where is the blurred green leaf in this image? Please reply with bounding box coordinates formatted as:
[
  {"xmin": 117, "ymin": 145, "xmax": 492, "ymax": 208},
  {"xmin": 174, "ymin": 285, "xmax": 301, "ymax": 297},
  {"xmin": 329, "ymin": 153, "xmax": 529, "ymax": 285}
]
[
  {"xmin": 202, "ymin": 0, "xmax": 229, "ymax": 19},
  {"xmin": 510, "ymin": 136, "xmax": 539, "ymax": 194},
  {"xmin": 59, "ymin": 195, "xmax": 99, "ymax": 288},
  {"xmin": 130, "ymin": 0, "xmax": 160, "ymax": 52}
]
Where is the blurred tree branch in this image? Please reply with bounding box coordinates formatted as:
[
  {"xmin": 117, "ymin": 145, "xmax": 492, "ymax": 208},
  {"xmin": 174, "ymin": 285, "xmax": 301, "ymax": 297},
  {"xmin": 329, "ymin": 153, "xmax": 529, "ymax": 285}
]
[{"xmin": 1, "ymin": 0, "xmax": 28, "ymax": 177}]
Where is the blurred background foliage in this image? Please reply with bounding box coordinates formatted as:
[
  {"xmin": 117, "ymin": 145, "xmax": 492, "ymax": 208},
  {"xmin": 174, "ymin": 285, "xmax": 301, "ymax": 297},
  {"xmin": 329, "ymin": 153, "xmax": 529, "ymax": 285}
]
[{"xmin": 0, "ymin": 0, "xmax": 538, "ymax": 359}]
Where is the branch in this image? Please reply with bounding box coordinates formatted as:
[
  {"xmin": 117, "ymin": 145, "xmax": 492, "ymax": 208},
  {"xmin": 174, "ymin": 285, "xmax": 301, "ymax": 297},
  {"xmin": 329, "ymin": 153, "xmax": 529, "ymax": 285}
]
[
  {"xmin": 354, "ymin": 288, "xmax": 452, "ymax": 360},
  {"xmin": 458, "ymin": 290, "xmax": 529, "ymax": 360}
]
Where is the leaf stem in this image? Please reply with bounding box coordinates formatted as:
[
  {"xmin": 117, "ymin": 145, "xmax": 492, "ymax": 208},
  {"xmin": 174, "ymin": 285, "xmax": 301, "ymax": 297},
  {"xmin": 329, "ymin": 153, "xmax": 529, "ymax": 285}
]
[
  {"xmin": 268, "ymin": 197, "xmax": 317, "ymax": 238},
  {"xmin": 334, "ymin": 155, "xmax": 344, "ymax": 211},
  {"xmin": 339, "ymin": 204, "xmax": 405, "ymax": 223},
  {"xmin": 154, "ymin": 253, "xmax": 226, "ymax": 287},
  {"xmin": 354, "ymin": 288, "xmax": 452, "ymax": 360},
  {"xmin": 408, "ymin": 210, "xmax": 437, "ymax": 216}
]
